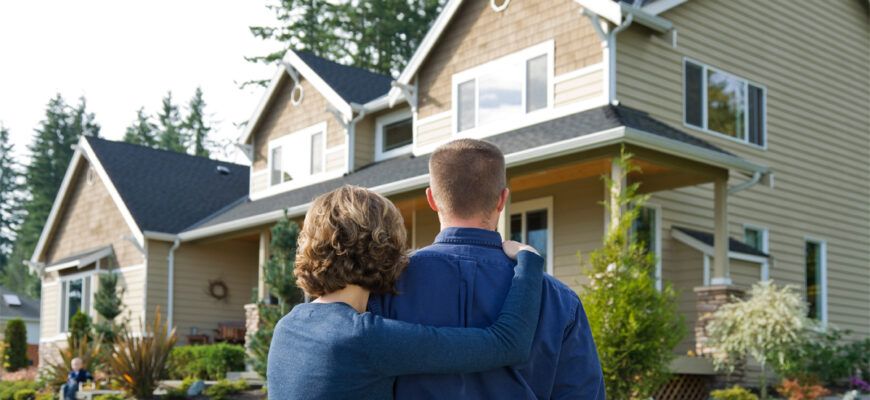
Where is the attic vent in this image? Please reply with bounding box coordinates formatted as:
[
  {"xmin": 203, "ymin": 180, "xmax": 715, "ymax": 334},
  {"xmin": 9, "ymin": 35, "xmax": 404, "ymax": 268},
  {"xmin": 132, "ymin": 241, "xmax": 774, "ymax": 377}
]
[
  {"xmin": 3, "ymin": 294, "xmax": 21, "ymax": 307},
  {"xmin": 216, "ymin": 166, "xmax": 231, "ymax": 175}
]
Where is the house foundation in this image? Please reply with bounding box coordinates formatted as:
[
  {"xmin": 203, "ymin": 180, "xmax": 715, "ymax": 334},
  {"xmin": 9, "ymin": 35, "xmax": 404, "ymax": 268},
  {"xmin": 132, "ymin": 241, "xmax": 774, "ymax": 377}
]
[{"xmin": 694, "ymin": 285, "xmax": 745, "ymax": 388}]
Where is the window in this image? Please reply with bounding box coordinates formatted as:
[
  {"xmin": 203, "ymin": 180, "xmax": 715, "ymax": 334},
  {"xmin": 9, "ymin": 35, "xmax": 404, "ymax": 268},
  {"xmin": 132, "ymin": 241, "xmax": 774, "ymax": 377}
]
[
  {"xmin": 268, "ymin": 122, "xmax": 327, "ymax": 187},
  {"xmin": 630, "ymin": 204, "xmax": 662, "ymax": 290},
  {"xmin": 805, "ymin": 239, "xmax": 826, "ymax": 322},
  {"xmin": 60, "ymin": 276, "xmax": 91, "ymax": 332},
  {"xmin": 375, "ymin": 110, "xmax": 414, "ymax": 160},
  {"xmin": 454, "ymin": 42, "xmax": 553, "ymax": 133},
  {"xmin": 743, "ymin": 225, "xmax": 769, "ymax": 253},
  {"xmin": 509, "ymin": 197, "xmax": 554, "ymax": 274},
  {"xmin": 684, "ymin": 60, "xmax": 765, "ymax": 147}
]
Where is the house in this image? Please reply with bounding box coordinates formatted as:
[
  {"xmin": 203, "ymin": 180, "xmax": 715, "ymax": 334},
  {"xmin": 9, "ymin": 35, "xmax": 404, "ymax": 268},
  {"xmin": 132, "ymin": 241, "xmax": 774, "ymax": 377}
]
[
  {"xmin": 0, "ymin": 286, "xmax": 40, "ymax": 367},
  {"xmin": 32, "ymin": 0, "xmax": 868, "ymax": 389}
]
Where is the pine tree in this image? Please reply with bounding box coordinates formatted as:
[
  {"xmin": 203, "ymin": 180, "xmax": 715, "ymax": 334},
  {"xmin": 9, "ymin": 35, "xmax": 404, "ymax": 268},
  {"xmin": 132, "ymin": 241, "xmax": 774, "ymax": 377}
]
[
  {"xmin": 247, "ymin": 213, "xmax": 304, "ymax": 379},
  {"xmin": 123, "ymin": 107, "xmax": 158, "ymax": 147},
  {"xmin": 0, "ymin": 125, "xmax": 23, "ymax": 269},
  {"xmin": 184, "ymin": 87, "xmax": 211, "ymax": 158},
  {"xmin": 93, "ymin": 264, "xmax": 126, "ymax": 343},
  {"xmin": 156, "ymin": 92, "xmax": 187, "ymax": 153}
]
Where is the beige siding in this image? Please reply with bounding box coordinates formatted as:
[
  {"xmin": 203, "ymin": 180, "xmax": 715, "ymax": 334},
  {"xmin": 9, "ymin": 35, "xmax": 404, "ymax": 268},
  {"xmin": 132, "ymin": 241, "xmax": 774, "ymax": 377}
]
[
  {"xmin": 554, "ymin": 68, "xmax": 604, "ymax": 107},
  {"xmin": 146, "ymin": 239, "xmax": 257, "ymax": 335},
  {"xmin": 417, "ymin": 114, "xmax": 451, "ymax": 148},
  {"xmin": 326, "ymin": 150, "xmax": 345, "ymax": 172},
  {"xmin": 663, "ymin": 240, "xmax": 705, "ymax": 354},
  {"xmin": 619, "ymin": 0, "xmax": 870, "ymax": 337},
  {"xmin": 416, "ymin": 0, "xmax": 602, "ymax": 119},
  {"xmin": 40, "ymin": 279, "xmax": 59, "ymax": 341},
  {"xmin": 251, "ymin": 76, "xmax": 345, "ymax": 171},
  {"xmin": 251, "ymin": 172, "xmax": 268, "ymax": 194},
  {"xmin": 355, "ymin": 115, "xmax": 376, "ymax": 168}
]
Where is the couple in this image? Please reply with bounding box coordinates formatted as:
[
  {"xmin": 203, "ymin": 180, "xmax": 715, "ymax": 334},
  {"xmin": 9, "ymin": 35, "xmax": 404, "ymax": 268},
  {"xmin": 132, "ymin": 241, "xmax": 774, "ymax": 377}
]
[{"xmin": 267, "ymin": 139, "xmax": 605, "ymax": 399}]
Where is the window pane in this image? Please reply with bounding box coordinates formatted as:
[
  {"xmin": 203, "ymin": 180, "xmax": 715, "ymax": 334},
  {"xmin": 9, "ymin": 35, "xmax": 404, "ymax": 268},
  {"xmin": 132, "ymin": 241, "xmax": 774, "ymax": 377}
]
[
  {"xmin": 806, "ymin": 242, "xmax": 821, "ymax": 320},
  {"xmin": 458, "ymin": 80, "xmax": 476, "ymax": 131},
  {"xmin": 632, "ymin": 207, "xmax": 656, "ymax": 255},
  {"xmin": 67, "ymin": 278, "xmax": 83, "ymax": 328},
  {"xmin": 479, "ymin": 61, "xmax": 523, "ymax": 126},
  {"xmin": 526, "ymin": 55, "xmax": 548, "ymax": 113},
  {"xmin": 270, "ymin": 147, "xmax": 282, "ymax": 185},
  {"xmin": 383, "ymin": 118, "xmax": 413, "ymax": 152},
  {"xmin": 684, "ymin": 62, "xmax": 703, "ymax": 127},
  {"xmin": 526, "ymin": 210, "xmax": 548, "ymax": 267},
  {"xmin": 310, "ymin": 132, "xmax": 323, "ymax": 174},
  {"xmin": 744, "ymin": 227, "xmax": 762, "ymax": 251},
  {"xmin": 510, "ymin": 214, "xmax": 522, "ymax": 242},
  {"xmin": 707, "ymin": 69, "xmax": 746, "ymax": 139},
  {"xmin": 748, "ymin": 85, "xmax": 764, "ymax": 146}
]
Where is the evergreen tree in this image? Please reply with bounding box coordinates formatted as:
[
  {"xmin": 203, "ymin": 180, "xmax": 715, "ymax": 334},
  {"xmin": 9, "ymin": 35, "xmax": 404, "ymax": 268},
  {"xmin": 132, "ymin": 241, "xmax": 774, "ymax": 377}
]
[
  {"xmin": 123, "ymin": 107, "xmax": 158, "ymax": 148},
  {"xmin": 0, "ymin": 125, "xmax": 23, "ymax": 269},
  {"xmin": 3, "ymin": 94, "xmax": 99, "ymax": 298},
  {"xmin": 2, "ymin": 318, "xmax": 28, "ymax": 372},
  {"xmin": 93, "ymin": 265, "xmax": 126, "ymax": 343},
  {"xmin": 247, "ymin": 212, "xmax": 304, "ymax": 379},
  {"xmin": 156, "ymin": 92, "xmax": 187, "ymax": 153},
  {"xmin": 184, "ymin": 87, "xmax": 211, "ymax": 158}
]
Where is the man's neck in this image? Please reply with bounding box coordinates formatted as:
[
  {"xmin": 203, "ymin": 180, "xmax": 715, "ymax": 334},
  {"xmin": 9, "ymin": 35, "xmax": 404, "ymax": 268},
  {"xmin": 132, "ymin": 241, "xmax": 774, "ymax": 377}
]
[
  {"xmin": 440, "ymin": 216, "xmax": 496, "ymax": 231},
  {"xmin": 313, "ymin": 284, "xmax": 370, "ymax": 313}
]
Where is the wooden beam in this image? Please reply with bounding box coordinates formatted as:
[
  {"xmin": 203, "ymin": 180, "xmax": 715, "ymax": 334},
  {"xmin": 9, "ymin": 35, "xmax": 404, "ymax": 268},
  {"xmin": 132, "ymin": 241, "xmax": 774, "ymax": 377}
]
[{"xmin": 711, "ymin": 177, "xmax": 731, "ymax": 285}]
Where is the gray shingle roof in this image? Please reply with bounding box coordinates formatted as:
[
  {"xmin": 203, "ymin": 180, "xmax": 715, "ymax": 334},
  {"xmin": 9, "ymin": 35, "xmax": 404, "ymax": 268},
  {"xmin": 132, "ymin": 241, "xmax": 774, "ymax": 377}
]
[
  {"xmin": 188, "ymin": 104, "xmax": 735, "ymax": 230},
  {"xmin": 294, "ymin": 51, "xmax": 394, "ymax": 105},
  {"xmin": 0, "ymin": 286, "xmax": 40, "ymax": 321},
  {"xmin": 673, "ymin": 226, "xmax": 768, "ymax": 257},
  {"xmin": 86, "ymin": 137, "xmax": 249, "ymax": 234}
]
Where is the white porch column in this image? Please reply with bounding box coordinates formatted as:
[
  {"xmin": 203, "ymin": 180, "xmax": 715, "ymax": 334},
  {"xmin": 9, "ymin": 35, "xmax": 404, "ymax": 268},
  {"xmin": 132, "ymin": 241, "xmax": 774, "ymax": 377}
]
[
  {"xmin": 258, "ymin": 230, "xmax": 269, "ymax": 300},
  {"xmin": 608, "ymin": 158, "xmax": 626, "ymax": 232},
  {"xmin": 711, "ymin": 177, "xmax": 731, "ymax": 285}
]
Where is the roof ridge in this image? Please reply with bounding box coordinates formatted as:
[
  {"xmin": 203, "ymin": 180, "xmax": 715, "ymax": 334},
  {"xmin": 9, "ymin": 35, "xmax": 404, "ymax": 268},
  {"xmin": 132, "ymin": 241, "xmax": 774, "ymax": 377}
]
[
  {"xmin": 293, "ymin": 50, "xmax": 393, "ymax": 81},
  {"xmin": 85, "ymin": 136, "xmax": 248, "ymax": 168}
]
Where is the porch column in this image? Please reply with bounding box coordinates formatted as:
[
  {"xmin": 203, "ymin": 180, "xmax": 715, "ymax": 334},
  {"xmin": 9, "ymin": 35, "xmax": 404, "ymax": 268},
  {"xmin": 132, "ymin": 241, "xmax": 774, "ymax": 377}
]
[
  {"xmin": 711, "ymin": 177, "xmax": 731, "ymax": 285},
  {"xmin": 608, "ymin": 158, "xmax": 626, "ymax": 232},
  {"xmin": 258, "ymin": 230, "xmax": 269, "ymax": 300}
]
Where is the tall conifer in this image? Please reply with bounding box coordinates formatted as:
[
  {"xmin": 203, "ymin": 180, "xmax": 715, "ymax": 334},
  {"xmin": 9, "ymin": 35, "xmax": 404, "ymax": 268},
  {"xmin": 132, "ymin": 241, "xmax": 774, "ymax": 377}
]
[
  {"xmin": 123, "ymin": 107, "xmax": 158, "ymax": 147},
  {"xmin": 184, "ymin": 87, "xmax": 211, "ymax": 158},
  {"xmin": 156, "ymin": 92, "xmax": 186, "ymax": 153}
]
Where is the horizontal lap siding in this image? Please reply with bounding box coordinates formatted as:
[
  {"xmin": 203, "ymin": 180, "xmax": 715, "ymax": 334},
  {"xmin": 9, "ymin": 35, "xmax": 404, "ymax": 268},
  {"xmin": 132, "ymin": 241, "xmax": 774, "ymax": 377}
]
[
  {"xmin": 417, "ymin": 115, "xmax": 451, "ymax": 148},
  {"xmin": 417, "ymin": 0, "xmax": 602, "ymax": 119},
  {"xmin": 554, "ymin": 69, "xmax": 604, "ymax": 107},
  {"xmin": 619, "ymin": 0, "xmax": 870, "ymax": 337}
]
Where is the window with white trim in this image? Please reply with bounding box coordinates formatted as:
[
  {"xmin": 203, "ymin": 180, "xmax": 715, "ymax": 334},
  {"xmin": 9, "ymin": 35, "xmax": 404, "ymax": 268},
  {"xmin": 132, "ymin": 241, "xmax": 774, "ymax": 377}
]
[
  {"xmin": 375, "ymin": 109, "xmax": 413, "ymax": 161},
  {"xmin": 269, "ymin": 123, "xmax": 327, "ymax": 187},
  {"xmin": 630, "ymin": 204, "xmax": 662, "ymax": 290},
  {"xmin": 805, "ymin": 239, "xmax": 826, "ymax": 322},
  {"xmin": 60, "ymin": 275, "xmax": 92, "ymax": 332},
  {"xmin": 509, "ymin": 197, "xmax": 554, "ymax": 275},
  {"xmin": 454, "ymin": 42, "xmax": 553, "ymax": 133},
  {"xmin": 684, "ymin": 60, "xmax": 766, "ymax": 147},
  {"xmin": 743, "ymin": 224, "xmax": 769, "ymax": 253}
]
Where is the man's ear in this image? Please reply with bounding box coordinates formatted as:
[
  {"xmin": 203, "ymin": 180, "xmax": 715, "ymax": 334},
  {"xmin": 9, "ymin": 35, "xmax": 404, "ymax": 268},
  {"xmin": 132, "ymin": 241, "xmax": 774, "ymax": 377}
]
[
  {"xmin": 496, "ymin": 188, "xmax": 510, "ymax": 212},
  {"xmin": 425, "ymin": 187, "xmax": 439, "ymax": 212}
]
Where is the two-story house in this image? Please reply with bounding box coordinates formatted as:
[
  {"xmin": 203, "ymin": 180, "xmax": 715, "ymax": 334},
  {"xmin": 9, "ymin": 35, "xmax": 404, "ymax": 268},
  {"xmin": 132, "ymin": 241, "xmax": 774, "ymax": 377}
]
[{"xmin": 32, "ymin": 0, "xmax": 868, "ymax": 391}]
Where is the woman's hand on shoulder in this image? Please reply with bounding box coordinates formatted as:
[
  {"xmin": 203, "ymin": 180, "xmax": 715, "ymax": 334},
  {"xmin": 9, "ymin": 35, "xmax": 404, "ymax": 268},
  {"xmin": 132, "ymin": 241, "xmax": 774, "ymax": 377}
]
[{"xmin": 502, "ymin": 240, "xmax": 540, "ymax": 260}]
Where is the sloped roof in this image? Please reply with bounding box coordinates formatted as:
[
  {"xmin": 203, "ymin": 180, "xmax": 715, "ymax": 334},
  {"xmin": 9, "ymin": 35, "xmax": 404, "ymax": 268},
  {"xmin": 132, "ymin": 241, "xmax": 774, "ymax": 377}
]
[
  {"xmin": 85, "ymin": 137, "xmax": 249, "ymax": 234},
  {"xmin": 673, "ymin": 226, "xmax": 768, "ymax": 257},
  {"xmin": 295, "ymin": 51, "xmax": 393, "ymax": 105},
  {"xmin": 187, "ymin": 104, "xmax": 753, "ymax": 233},
  {"xmin": 0, "ymin": 286, "xmax": 40, "ymax": 321}
]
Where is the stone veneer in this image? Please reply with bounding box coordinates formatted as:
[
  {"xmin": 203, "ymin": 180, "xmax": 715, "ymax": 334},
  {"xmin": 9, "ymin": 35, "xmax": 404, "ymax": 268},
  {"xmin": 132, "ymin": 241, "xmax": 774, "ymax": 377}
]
[{"xmin": 694, "ymin": 285, "xmax": 745, "ymax": 388}]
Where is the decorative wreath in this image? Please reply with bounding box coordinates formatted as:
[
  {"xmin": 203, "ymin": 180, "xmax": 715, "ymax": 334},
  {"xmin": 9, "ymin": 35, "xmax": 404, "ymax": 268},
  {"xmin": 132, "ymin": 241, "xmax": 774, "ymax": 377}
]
[{"xmin": 208, "ymin": 279, "xmax": 229, "ymax": 301}]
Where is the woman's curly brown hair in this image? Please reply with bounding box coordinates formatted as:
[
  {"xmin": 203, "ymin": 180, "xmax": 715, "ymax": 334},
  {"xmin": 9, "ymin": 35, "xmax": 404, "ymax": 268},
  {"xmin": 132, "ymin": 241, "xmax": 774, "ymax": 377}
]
[{"xmin": 294, "ymin": 185, "xmax": 410, "ymax": 296}]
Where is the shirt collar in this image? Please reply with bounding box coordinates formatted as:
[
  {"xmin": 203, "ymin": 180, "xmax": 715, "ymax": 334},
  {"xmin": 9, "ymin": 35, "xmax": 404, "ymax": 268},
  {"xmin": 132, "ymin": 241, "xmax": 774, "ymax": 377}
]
[{"xmin": 433, "ymin": 227, "xmax": 503, "ymax": 249}]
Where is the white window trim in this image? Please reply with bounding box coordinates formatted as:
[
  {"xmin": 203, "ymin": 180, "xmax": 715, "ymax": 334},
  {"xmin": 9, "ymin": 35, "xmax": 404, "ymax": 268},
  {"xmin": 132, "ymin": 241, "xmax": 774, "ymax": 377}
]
[
  {"xmin": 451, "ymin": 40, "xmax": 555, "ymax": 138},
  {"xmin": 641, "ymin": 203, "xmax": 663, "ymax": 291},
  {"xmin": 682, "ymin": 57, "xmax": 767, "ymax": 150},
  {"xmin": 266, "ymin": 121, "xmax": 329, "ymax": 190},
  {"xmin": 510, "ymin": 197, "xmax": 555, "ymax": 275},
  {"xmin": 375, "ymin": 108, "xmax": 414, "ymax": 161},
  {"xmin": 742, "ymin": 223, "xmax": 769, "ymax": 253},
  {"xmin": 804, "ymin": 237, "xmax": 827, "ymax": 325},
  {"xmin": 57, "ymin": 271, "xmax": 98, "ymax": 333}
]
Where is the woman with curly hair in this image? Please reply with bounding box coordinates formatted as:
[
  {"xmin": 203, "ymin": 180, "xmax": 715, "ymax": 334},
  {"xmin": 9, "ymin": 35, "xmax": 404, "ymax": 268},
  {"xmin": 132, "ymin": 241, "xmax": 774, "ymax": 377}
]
[{"xmin": 267, "ymin": 185, "xmax": 543, "ymax": 400}]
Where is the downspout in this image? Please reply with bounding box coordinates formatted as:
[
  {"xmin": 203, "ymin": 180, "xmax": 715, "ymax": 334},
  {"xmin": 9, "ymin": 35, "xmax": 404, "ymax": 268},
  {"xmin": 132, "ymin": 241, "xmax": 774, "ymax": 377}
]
[
  {"xmin": 579, "ymin": 3, "xmax": 634, "ymax": 105},
  {"xmin": 326, "ymin": 105, "xmax": 367, "ymax": 174},
  {"xmin": 167, "ymin": 237, "xmax": 180, "ymax": 330},
  {"xmin": 727, "ymin": 171, "xmax": 762, "ymax": 196}
]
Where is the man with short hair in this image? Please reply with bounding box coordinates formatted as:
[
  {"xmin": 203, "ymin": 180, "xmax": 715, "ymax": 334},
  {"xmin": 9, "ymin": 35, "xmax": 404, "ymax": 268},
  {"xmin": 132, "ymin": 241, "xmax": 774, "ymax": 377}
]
[{"xmin": 369, "ymin": 139, "xmax": 605, "ymax": 399}]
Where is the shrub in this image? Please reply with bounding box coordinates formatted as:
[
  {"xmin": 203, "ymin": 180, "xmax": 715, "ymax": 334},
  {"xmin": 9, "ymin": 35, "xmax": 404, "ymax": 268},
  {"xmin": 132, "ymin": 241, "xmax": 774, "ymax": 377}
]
[
  {"xmin": 203, "ymin": 379, "xmax": 248, "ymax": 400},
  {"xmin": 106, "ymin": 307, "xmax": 177, "ymax": 399},
  {"xmin": 69, "ymin": 312, "xmax": 92, "ymax": 346},
  {"xmin": 711, "ymin": 385, "xmax": 758, "ymax": 400},
  {"xmin": 778, "ymin": 327, "xmax": 870, "ymax": 386},
  {"xmin": 12, "ymin": 390, "xmax": 35, "ymax": 400},
  {"xmin": 580, "ymin": 149, "xmax": 686, "ymax": 399},
  {"xmin": 162, "ymin": 388, "xmax": 187, "ymax": 400},
  {"xmin": 93, "ymin": 267, "xmax": 127, "ymax": 345},
  {"xmin": 3, "ymin": 319, "xmax": 28, "ymax": 371},
  {"xmin": 0, "ymin": 381, "xmax": 40, "ymax": 400},
  {"xmin": 34, "ymin": 393, "xmax": 53, "ymax": 400},
  {"xmin": 167, "ymin": 343, "xmax": 246, "ymax": 380},
  {"xmin": 92, "ymin": 395, "xmax": 126, "ymax": 400},
  {"xmin": 40, "ymin": 333, "xmax": 102, "ymax": 387},
  {"xmin": 776, "ymin": 379, "xmax": 830, "ymax": 400},
  {"xmin": 179, "ymin": 376, "xmax": 197, "ymax": 393}
]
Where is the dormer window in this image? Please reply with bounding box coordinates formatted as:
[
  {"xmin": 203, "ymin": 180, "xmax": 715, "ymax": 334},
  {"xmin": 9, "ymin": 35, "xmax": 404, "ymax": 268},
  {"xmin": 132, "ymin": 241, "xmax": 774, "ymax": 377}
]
[
  {"xmin": 268, "ymin": 122, "xmax": 328, "ymax": 187},
  {"xmin": 375, "ymin": 109, "xmax": 414, "ymax": 161},
  {"xmin": 453, "ymin": 41, "xmax": 554, "ymax": 134}
]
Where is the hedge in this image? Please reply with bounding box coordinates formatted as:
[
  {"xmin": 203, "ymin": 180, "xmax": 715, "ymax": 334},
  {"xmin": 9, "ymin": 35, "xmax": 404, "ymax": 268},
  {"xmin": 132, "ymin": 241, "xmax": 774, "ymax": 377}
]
[{"xmin": 167, "ymin": 343, "xmax": 245, "ymax": 380}]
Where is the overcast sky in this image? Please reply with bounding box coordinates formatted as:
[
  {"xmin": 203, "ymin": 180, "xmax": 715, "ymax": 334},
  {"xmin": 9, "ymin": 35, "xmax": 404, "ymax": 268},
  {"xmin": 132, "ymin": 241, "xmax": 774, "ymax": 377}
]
[{"xmin": 0, "ymin": 1, "xmax": 282, "ymax": 165}]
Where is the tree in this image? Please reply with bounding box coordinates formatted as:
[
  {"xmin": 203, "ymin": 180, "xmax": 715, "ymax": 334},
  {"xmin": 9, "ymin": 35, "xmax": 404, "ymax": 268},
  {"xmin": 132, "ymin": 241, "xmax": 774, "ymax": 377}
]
[
  {"xmin": 0, "ymin": 124, "xmax": 23, "ymax": 269},
  {"xmin": 245, "ymin": 0, "xmax": 445, "ymax": 84},
  {"xmin": 581, "ymin": 148, "xmax": 686, "ymax": 399},
  {"xmin": 3, "ymin": 95, "xmax": 99, "ymax": 298},
  {"xmin": 184, "ymin": 87, "xmax": 212, "ymax": 158},
  {"xmin": 123, "ymin": 107, "xmax": 158, "ymax": 148},
  {"xmin": 2, "ymin": 318, "xmax": 28, "ymax": 372},
  {"xmin": 93, "ymin": 265, "xmax": 127, "ymax": 343},
  {"xmin": 156, "ymin": 92, "xmax": 187, "ymax": 153},
  {"xmin": 247, "ymin": 212, "xmax": 304, "ymax": 379}
]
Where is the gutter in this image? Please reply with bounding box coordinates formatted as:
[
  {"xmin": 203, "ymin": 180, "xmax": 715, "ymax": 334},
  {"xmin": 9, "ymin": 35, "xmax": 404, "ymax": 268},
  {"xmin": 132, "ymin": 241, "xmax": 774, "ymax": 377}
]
[
  {"xmin": 167, "ymin": 237, "xmax": 180, "ymax": 330},
  {"xmin": 727, "ymin": 171, "xmax": 762, "ymax": 196}
]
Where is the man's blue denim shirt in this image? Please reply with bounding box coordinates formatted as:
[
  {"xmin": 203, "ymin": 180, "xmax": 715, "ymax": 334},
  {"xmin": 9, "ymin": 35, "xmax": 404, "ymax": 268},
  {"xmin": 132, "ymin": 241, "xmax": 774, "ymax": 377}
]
[{"xmin": 368, "ymin": 227, "xmax": 605, "ymax": 399}]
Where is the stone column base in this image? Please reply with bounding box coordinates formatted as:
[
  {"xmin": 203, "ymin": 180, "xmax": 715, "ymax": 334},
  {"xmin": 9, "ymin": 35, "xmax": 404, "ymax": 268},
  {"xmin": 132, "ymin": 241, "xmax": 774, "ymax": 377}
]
[{"xmin": 694, "ymin": 285, "xmax": 745, "ymax": 388}]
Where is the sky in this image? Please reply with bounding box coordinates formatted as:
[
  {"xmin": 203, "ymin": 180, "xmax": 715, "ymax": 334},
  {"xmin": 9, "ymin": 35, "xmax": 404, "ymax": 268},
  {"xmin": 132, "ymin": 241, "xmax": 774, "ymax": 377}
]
[{"xmin": 0, "ymin": 0, "xmax": 283, "ymax": 165}]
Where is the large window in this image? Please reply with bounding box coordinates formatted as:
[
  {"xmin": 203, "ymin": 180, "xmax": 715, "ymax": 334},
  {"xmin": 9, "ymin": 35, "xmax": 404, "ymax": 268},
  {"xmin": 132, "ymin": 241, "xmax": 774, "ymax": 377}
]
[
  {"xmin": 375, "ymin": 110, "xmax": 414, "ymax": 160},
  {"xmin": 269, "ymin": 123, "xmax": 327, "ymax": 187},
  {"xmin": 684, "ymin": 60, "xmax": 765, "ymax": 147},
  {"xmin": 630, "ymin": 204, "xmax": 662, "ymax": 290},
  {"xmin": 60, "ymin": 275, "xmax": 91, "ymax": 332},
  {"xmin": 509, "ymin": 197, "xmax": 554, "ymax": 275},
  {"xmin": 454, "ymin": 42, "xmax": 553, "ymax": 133},
  {"xmin": 805, "ymin": 239, "xmax": 826, "ymax": 322}
]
